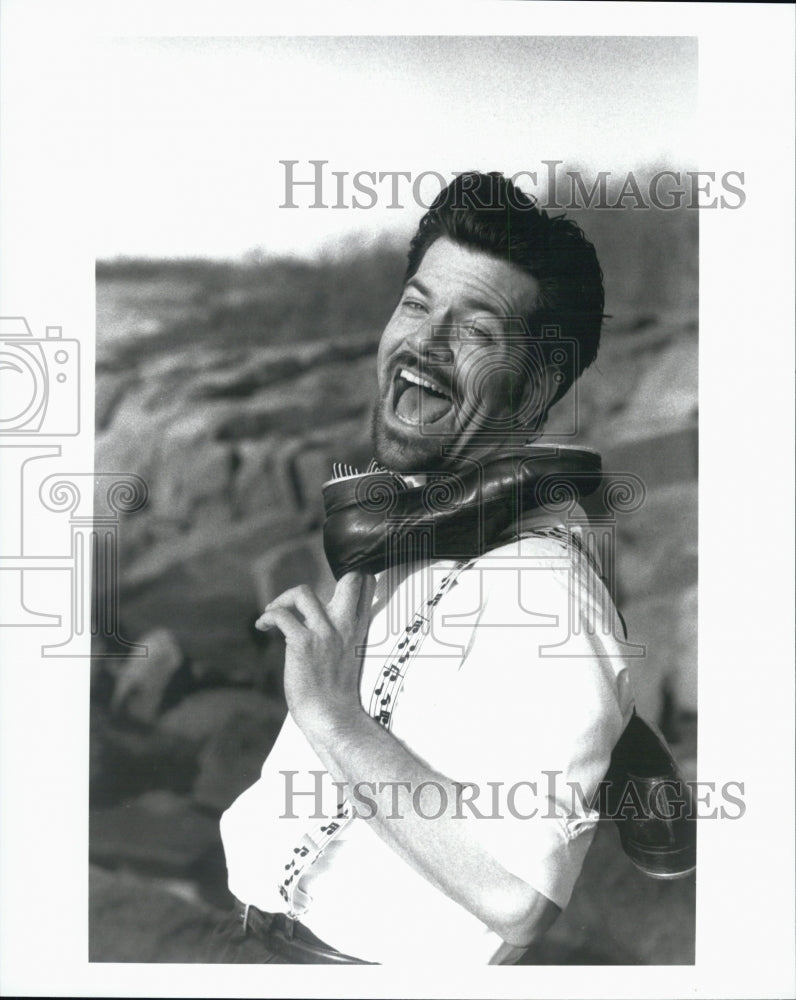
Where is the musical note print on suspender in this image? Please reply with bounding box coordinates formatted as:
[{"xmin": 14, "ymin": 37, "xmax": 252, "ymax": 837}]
[
  {"xmin": 276, "ymin": 558, "xmax": 473, "ymax": 917},
  {"xmin": 277, "ymin": 800, "xmax": 356, "ymax": 908}
]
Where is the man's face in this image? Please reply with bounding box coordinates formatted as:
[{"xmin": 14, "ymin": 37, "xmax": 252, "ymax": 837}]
[{"xmin": 372, "ymin": 236, "xmax": 542, "ymax": 472}]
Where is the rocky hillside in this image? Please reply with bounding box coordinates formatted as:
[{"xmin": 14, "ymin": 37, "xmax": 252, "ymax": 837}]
[{"xmin": 90, "ymin": 209, "xmax": 698, "ymax": 964}]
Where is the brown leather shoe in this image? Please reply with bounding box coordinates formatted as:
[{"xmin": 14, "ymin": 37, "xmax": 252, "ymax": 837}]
[{"xmin": 604, "ymin": 712, "xmax": 697, "ymax": 880}]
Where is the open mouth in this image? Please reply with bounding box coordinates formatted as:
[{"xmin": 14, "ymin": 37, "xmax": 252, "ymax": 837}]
[{"xmin": 393, "ymin": 366, "xmax": 453, "ymax": 425}]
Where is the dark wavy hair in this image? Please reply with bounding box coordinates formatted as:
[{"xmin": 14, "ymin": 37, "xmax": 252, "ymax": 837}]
[{"xmin": 405, "ymin": 171, "xmax": 605, "ymax": 406}]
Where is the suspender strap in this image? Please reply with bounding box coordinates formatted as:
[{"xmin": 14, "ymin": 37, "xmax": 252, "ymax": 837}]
[{"xmin": 276, "ymin": 558, "xmax": 472, "ymax": 917}]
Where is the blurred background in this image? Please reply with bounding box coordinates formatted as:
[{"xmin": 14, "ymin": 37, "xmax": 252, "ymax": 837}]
[{"xmin": 90, "ymin": 35, "xmax": 697, "ymax": 964}]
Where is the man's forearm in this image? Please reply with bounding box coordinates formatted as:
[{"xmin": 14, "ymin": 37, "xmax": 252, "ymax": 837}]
[{"xmin": 301, "ymin": 707, "xmax": 559, "ymax": 947}]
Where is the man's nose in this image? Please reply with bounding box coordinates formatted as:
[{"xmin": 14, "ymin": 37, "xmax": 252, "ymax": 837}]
[{"xmin": 402, "ymin": 314, "xmax": 457, "ymax": 368}]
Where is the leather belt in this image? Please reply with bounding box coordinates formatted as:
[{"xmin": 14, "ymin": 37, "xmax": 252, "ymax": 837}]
[{"xmin": 234, "ymin": 900, "xmax": 375, "ymax": 965}]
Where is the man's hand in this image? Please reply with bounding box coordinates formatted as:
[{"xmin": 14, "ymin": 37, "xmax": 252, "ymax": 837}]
[{"xmin": 255, "ymin": 572, "xmax": 377, "ymax": 736}]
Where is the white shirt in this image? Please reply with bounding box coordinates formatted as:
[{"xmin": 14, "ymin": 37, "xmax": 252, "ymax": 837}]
[{"xmin": 221, "ymin": 507, "xmax": 634, "ymax": 965}]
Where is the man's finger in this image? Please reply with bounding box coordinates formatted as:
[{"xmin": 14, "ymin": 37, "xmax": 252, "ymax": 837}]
[
  {"xmin": 264, "ymin": 585, "xmax": 333, "ymax": 635},
  {"xmin": 327, "ymin": 572, "xmax": 366, "ymax": 623},
  {"xmin": 356, "ymin": 573, "xmax": 378, "ymax": 621},
  {"xmin": 255, "ymin": 606, "xmax": 306, "ymax": 644}
]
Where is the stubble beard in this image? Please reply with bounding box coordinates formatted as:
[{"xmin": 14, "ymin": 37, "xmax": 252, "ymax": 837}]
[{"xmin": 369, "ymin": 397, "xmax": 448, "ymax": 474}]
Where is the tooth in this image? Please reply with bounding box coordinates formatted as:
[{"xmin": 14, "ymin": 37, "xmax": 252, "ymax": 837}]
[
  {"xmin": 397, "ymin": 366, "xmax": 453, "ymax": 402},
  {"xmin": 401, "ymin": 368, "xmax": 441, "ymax": 393}
]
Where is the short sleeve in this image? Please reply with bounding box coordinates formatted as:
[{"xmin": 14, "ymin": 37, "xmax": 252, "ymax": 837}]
[{"xmin": 431, "ymin": 537, "xmax": 633, "ymax": 908}]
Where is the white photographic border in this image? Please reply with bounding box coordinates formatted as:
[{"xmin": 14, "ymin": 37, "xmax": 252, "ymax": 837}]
[{"xmin": 0, "ymin": 2, "xmax": 793, "ymax": 997}]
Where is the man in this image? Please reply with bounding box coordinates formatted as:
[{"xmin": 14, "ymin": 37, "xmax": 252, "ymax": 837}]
[{"xmin": 218, "ymin": 172, "xmax": 635, "ymax": 965}]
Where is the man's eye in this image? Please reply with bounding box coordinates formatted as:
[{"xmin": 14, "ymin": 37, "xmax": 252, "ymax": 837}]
[
  {"xmin": 402, "ymin": 299, "xmax": 427, "ymax": 313},
  {"xmin": 468, "ymin": 326, "xmax": 493, "ymax": 342}
]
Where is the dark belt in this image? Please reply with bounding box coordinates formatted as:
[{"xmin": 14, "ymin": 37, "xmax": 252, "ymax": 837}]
[{"xmin": 234, "ymin": 900, "xmax": 375, "ymax": 965}]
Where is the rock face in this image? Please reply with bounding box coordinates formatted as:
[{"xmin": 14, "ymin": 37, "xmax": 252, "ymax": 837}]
[
  {"xmin": 91, "ymin": 218, "xmax": 698, "ymax": 964},
  {"xmin": 89, "ymin": 864, "xmax": 281, "ymax": 963},
  {"xmin": 90, "ymin": 790, "xmax": 221, "ymax": 874},
  {"xmin": 109, "ymin": 628, "xmax": 185, "ymax": 724}
]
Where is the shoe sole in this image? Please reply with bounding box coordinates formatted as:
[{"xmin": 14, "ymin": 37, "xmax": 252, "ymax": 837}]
[{"xmin": 628, "ymin": 860, "xmax": 696, "ymax": 880}]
